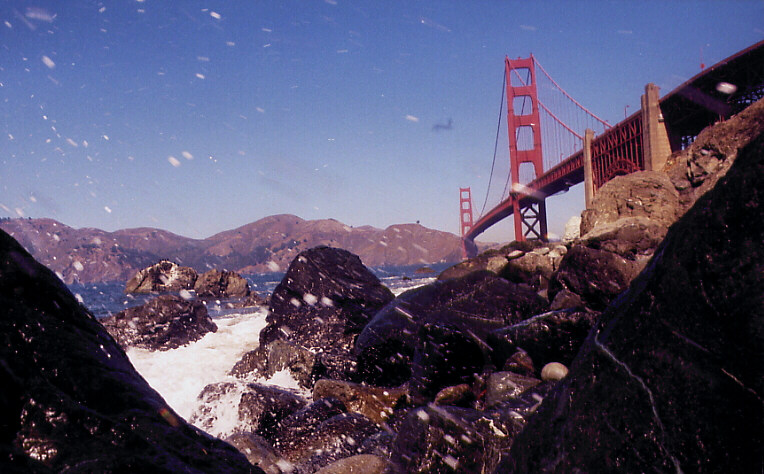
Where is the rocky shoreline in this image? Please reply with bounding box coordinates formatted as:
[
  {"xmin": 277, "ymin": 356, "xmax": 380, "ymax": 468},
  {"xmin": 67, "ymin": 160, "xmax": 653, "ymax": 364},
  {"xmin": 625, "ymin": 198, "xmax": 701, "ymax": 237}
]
[{"xmin": 0, "ymin": 98, "xmax": 761, "ymax": 472}]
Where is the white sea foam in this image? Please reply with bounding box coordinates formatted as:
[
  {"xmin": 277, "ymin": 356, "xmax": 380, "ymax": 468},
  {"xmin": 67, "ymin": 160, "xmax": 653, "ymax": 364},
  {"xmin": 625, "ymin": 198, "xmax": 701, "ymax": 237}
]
[
  {"xmin": 125, "ymin": 308, "xmax": 301, "ymax": 425},
  {"xmin": 122, "ymin": 275, "xmax": 438, "ymax": 437}
]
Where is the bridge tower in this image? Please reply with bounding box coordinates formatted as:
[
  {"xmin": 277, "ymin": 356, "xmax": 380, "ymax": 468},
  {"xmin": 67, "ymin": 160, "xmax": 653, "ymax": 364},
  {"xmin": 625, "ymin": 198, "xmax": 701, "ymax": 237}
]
[
  {"xmin": 506, "ymin": 55, "xmax": 548, "ymax": 241},
  {"xmin": 459, "ymin": 187, "xmax": 477, "ymax": 258}
]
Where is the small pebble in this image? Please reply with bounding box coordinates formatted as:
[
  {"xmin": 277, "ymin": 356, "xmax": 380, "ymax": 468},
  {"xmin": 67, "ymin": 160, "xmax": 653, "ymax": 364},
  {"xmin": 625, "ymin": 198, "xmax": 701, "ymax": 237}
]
[{"xmin": 541, "ymin": 362, "xmax": 569, "ymax": 381}]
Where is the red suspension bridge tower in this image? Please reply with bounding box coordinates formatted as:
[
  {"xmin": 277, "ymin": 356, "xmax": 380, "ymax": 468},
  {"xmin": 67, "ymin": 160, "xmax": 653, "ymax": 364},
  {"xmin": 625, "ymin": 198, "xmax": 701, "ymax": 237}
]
[{"xmin": 506, "ymin": 55, "xmax": 548, "ymax": 241}]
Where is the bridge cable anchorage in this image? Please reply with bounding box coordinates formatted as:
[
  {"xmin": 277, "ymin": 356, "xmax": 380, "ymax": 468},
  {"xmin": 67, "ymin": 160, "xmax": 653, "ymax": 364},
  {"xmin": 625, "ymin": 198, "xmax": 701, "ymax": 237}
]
[{"xmin": 479, "ymin": 71, "xmax": 507, "ymax": 218}]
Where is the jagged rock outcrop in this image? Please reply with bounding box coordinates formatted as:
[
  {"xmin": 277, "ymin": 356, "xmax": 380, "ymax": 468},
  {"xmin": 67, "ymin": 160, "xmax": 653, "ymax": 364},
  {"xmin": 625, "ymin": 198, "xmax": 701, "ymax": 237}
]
[
  {"xmin": 579, "ymin": 171, "xmax": 679, "ymax": 259},
  {"xmin": 355, "ymin": 270, "xmax": 547, "ymax": 391},
  {"xmin": 234, "ymin": 246, "xmax": 394, "ymax": 388},
  {"xmin": 195, "ymin": 269, "xmax": 251, "ymax": 298},
  {"xmin": 666, "ymin": 96, "xmax": 764, "ymax": 214},
  {"xmin": 500, "ymin": 129, "xmax": 764, "ymax": 472},
  {"xmin": 101, "ymin": 294, "xmax": 217, "ymax": 351},
  {"xmin": 0, "ymin": 229, "xmax": 257, "ymax": 472},
  {"xmin": 125, "ymin": 259, "xmax": 198, "ymax": 293}
]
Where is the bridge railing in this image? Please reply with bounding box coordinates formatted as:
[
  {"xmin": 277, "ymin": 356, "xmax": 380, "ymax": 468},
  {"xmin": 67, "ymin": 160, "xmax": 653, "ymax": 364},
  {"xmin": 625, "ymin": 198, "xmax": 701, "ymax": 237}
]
[{"xmin": 591, "ymin": 112, "xmax": 644, "ymax": 188}]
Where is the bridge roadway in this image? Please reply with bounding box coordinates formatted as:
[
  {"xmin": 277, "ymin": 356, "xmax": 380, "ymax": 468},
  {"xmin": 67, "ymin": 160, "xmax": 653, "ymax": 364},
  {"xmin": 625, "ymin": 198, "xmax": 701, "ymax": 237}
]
[{"xmin": 464, "ymin": 39, "xmax": 764, "ymax": 248}]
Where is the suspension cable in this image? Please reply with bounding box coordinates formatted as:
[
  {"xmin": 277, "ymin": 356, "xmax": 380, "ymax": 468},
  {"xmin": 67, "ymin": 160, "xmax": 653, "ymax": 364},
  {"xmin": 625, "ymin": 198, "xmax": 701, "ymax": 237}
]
[
  {"xmin": 533, "ymin": 57, "xmax": 612, "ymax": 129},
  {"xmin": 478, "ymin": 72, "xmax": 507, "ymax": 218}
]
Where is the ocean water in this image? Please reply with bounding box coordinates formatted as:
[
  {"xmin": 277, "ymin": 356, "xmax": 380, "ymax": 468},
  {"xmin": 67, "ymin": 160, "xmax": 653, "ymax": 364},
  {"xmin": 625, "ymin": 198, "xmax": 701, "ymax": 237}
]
[{"xmin": 69, "ymin": 263, "xmax": 449, "ymax": 438}]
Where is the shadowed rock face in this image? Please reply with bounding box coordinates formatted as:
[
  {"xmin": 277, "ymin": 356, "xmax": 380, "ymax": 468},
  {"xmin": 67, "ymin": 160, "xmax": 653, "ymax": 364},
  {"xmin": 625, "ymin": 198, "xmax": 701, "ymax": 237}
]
[
  {"xmin": 252, "ymin": 246, "xmax": 395, "ymax": 386},
  {"xmin": 500, "ymin": 132, "xmax": 764, "ymax": 472},
  {"xmin": 0, "ymin": 230, "xmax": 258, "ymax": 472},
  {"xmin": 101, "ymin": 294, "xmax": 217, "ymax": 351}
]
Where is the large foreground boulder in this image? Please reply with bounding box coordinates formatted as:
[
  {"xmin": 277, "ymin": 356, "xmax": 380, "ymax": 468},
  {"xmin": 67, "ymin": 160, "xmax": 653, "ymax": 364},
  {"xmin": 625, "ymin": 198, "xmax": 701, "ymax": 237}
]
[
  {"xmin": 125, "ymin": 259, "xmax": 198, "ymax": 294},
  {"xmin": 0, "ymin": 230, "xmax": 257, "ymax": 472},
  {"xmin": 501, "ymin": 131, "xmax": 764, "ymax": 471},
  {"xmin": 101, "ymin": 294, "xmax": 217, "ymax": 351}
]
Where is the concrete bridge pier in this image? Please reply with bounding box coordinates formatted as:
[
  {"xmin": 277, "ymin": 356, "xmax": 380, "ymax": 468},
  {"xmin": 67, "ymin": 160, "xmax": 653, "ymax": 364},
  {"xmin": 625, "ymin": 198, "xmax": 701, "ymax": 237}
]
[{"xmin": 642, "ymin": 83, "xmax": 672, "ymax": 172}]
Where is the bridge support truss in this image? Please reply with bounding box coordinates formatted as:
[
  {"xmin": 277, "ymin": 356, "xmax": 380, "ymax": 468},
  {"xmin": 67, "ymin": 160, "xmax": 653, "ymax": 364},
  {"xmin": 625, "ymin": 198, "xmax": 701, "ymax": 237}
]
[{"xmin": 506, "ymin": 56, "xmax": 548, "ymax": 242}]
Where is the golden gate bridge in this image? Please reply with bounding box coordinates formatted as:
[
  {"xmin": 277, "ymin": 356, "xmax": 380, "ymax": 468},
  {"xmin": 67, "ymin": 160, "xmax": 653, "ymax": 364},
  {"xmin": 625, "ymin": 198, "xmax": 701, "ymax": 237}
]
[{"xmin": 460, "ymin": 39, "xmax": 764, "ymax": 258}]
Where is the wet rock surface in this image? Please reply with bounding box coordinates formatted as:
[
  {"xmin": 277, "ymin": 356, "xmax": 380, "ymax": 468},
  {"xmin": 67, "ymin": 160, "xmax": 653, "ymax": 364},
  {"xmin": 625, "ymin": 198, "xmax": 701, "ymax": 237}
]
[
  {"xmin": 0, "ymin": 229, "xmax": 257, "ymax": 472},
  {"xmin": 124, "ymin": 259, "xmax": 198, "ymax": 293},
  {"xmin": 502, "ymin": 130, "xmax": 764, "ymax": 472},
  {"xmin": 355, "ymin": 270, "xmax": 546, "ymax": 388},
  {"xmin": 250, "ymin": 246, "xmax": 394, "ymax": 386},
  {"xmin": 548, "ymin": 245, "xmax": 643, "ymax": 311},
  {"xmin": 195, "ymin": 268, "xmax": 251, "ymax": 298},
  {"xmin": 101, "ymin": 293, "xmax": 217, "ymax": 351}
]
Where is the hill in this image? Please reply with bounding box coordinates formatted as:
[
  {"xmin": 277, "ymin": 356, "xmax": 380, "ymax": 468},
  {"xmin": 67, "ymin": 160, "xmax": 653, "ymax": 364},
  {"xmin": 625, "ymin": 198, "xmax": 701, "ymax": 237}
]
[{"xmin": 0, "ymin": 215, "xmax": 466, "ymax": 283}]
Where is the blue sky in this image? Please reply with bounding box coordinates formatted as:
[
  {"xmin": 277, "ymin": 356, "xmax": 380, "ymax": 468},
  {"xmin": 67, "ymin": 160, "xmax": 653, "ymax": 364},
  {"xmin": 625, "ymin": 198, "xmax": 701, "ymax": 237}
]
[{"xmin": 1, "ymin": 1, "xmax": 761, "ymax": 243}]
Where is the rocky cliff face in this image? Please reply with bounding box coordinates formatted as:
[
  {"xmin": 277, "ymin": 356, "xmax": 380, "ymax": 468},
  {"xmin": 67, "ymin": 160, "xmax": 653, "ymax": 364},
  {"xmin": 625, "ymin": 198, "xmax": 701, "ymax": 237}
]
[
  {"xmin": 0, "ymin": 229, "xmax": 258, "ymax": 472},
  {"xmin": 0, "ymin": 215, "xmax": 464, "ymax": 283}
]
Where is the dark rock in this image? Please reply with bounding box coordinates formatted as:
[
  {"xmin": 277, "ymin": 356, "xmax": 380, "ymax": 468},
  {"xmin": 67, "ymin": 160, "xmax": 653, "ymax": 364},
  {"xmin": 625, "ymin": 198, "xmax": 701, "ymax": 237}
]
[
  {"xmin": 487, "ymin": 309, "xmax": 599, "ymax": 370},
  {"xmin": 195, "ymin": 269, "xmax": 251, "ymax": 298},
  {"xmin": 101, "ymin": 294, "xmax": 217, "ymax": 351},
  {"xmin": 267, "ymin": 397, "xmax": 347, "ymax": 454},
  {"xmin": 355, "ymin": 271, "xmax": 546, "ymax": 388},
  {"xmin": 229, "ymin": 347, "xmax": 269, "ymax": 378},
  {"xmin": 282, "ymin": 413, "xmax": 381, "ymax": 472},
  {"xmin": 391, "ymin": 404, "xmax": 525, "ymax": 473},
  {"xmin": 500, "ymin": 130, "xmax": 764, "ymax": 472},
  {"xmin": 231, "ymin": 292, "xmax": 268, "ymax": 308},
  {"xmin": 485, "ymin": 372, "xmax": 541, "ymax": 408},
  {"xmin": 0, "ymin": 229, "xmax": 257, "ymax": 472},
  {"xmin": 259, "ymin": 247, "xmax": 394, "ymax": 385},
  {"xmin": 124, "ymin": 259, "xmax": 198, "ymax": 293},
  {"xmin": 499, "ymin": 249, "xmax": 562, "ymax": 291},
  {"xmin": 409, "ymin": 323, "xmax": 487, "ymax": 400},
  {"xmin": 437, "ymin": 240, "xmax": 549, "ymax": 282},
  {"xmin": 263, "ymin": 340, "xmax": 317, "ymax": 388},
  {"xmin": 548, "ymin": 245, "xmax": 642, "ymax": 311},
  {"xmin": 548, "ymin": 288, "xmax": 584, "ymax": 311},
  {"xmin": 312, "ymin": 379, "xmax": 408, "ymax": 424},
  {"xmin": 434, "ymin": 384, "xmax": 474, "ymax": 407},
  {"xmin": 238, "ymin": 384, "xmax": 308, "ymax": 439},
  {"xmin": 502, "ymin": 348, "xmax": 535, "ymax": 377}
]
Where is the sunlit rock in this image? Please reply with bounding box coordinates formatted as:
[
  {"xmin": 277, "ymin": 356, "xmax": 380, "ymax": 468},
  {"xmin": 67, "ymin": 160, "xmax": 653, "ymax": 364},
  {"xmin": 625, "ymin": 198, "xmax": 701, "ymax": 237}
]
[
  {"xmin": 125, "ymin": 259, "xmax": 198, "ymax": 294},
  {"xmin": 194, "ymin": 268, "xmax": 251, "ymax": 298},
  {"xmin": 315, "ymin": 454, "xmax": 394, "ymax": 474},
  {"xmin": 312, "ymin": 379, "xmax": 408, "ymax": 424}
]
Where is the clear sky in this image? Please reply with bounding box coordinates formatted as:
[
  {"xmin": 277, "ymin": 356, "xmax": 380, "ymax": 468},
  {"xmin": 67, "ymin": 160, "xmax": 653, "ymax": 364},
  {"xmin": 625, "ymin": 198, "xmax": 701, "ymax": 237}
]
[{"xmin": 1, "ymin": 1, "xmax": 762, "ymax": 243}]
